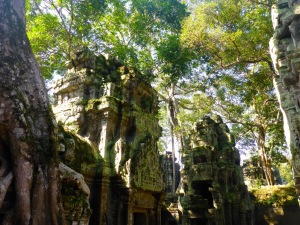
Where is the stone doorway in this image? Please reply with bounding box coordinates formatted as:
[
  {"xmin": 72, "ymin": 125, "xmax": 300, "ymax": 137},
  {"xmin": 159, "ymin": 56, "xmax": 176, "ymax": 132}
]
[
  {"xmin": 191, "ymin": 180, "xmax": 214, "ymax": 209},
  {"xmin": 190, "ymin": 218, "xmax": 207, "ymax": 225},
  {"xmin": 133, "ymin": 212, "xmax": 147, "ymax": 225}
]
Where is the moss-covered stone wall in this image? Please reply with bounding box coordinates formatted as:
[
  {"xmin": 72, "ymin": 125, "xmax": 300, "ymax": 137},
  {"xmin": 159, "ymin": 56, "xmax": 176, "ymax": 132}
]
[
  {"xmin": 163, "ymin": 116, "xmax": 253, "ymax": 225},
  {"xmin": 52, "ymin": 49, "xmax": 165, "ymax": 225}
]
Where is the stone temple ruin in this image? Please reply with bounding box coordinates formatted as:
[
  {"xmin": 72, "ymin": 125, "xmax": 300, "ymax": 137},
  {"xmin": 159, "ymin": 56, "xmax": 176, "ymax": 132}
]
[
  {"xmin": 269, "ymin": 0, "xmax": 300, "ymax": 202},
  {"xmin": 49, "ymin": 48, "xmax": 253, "ymax": 225},
  {"xmin": 162, "ymin": 116, "xmax": 253, "ymax": 225},
  {"xmin": 52, "ymin": 49, "xmax": 164, "ymax": 225}
]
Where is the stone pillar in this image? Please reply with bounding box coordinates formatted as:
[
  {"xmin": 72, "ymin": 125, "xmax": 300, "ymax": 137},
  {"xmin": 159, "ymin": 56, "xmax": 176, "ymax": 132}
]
[
  {"xmin": 127, "ymin": 204, "xmax": 133, "ymax": 225},
  {"xmin": 156, "ymin": 203, "xmax": 162, "ymax": 225},
  {"xmin": 99, "ymin": 177, "xmax": 110, "ymax": 225}
]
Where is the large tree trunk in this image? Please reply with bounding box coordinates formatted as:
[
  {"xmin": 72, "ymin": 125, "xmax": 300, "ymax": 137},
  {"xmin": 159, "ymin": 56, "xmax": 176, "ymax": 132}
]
[
  {"xmin": 167, "ymin": 84, "xmax": 177, "ymax": 193},
  {"xmin": 0, "ymin": 0, "xmax": 63, "ymax": 224},
  {"xmin": 166, "ymin": 82, "xmax": 188, "ymax": 193},
  {"xmin": 258, "ymin": 127, "xmax": 275, "ymax": 186}
]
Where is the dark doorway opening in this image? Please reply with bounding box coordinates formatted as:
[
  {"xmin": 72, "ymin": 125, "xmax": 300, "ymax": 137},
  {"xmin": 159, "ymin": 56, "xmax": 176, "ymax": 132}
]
[
  {"xmin": 191, "ymin": 218, "xmax": 207, "ymax": 225},
  {"xmin": 168, "ymin": 221, "xmax": 177, "ymax": 225},
  {"xmin": 134, "ymin": 212, "xmax": 147, "ymax": 225},
  {"xmin": 191, "ymin": 180, "xmax": 214, "ymax": 209}
]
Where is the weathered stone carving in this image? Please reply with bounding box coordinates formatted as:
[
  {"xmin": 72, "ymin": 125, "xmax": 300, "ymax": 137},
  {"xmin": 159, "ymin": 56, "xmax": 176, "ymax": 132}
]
[
  {"xmin": 270, "ymin": 0, "xmax": 300, "ymax": 201},
  {"xmin": 162, "ymin": 116, "xmax": 253, "ymax": 225},
  {"xmin": 52, "ymin": 50, "xmax": 165, "ymax": 225}
]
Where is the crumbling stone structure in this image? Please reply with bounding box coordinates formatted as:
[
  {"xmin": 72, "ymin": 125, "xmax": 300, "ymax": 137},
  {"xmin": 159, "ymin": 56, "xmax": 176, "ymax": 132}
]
[
  {"xmin": 242, "ymin": 157, "xmax": 267, "ymax": 187},
  {"xmin": 52, "ymin": 48, "xmax": 165, "ymax": 225},
  {"xmin": 163, "ymin": 116, "xmax": 253, "ymax": 225},
  {"xmin": 269, "ymin": 0, "xmax": 300, "ymax": 201},
  {"xmin": 242, "ymin": 157, "xmax": 284, "ymax": 187},
  {"xmin": 163, "ymin": 152, "xmax": 180, "ymax": 193}
]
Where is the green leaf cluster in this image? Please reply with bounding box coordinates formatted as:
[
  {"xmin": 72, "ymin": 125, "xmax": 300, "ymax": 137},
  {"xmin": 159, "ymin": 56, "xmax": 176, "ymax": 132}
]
[
  {"xmin": 181, "ymin": 0, "xmax": 273, "ymax": 69},
  {"xmin": 26, "ymin": 0, "xmax": 189, "ymax": 80},
  {"xmin": 250, "ymin": 185, "xmax": 298, "ymax": 207},
  {"xmin": 26, "ymin": 0, "xmax": 106, "ymax": 78},
  {"xmin": 27, "ymin": 13, "xmax": 64, "ymax": 79}
]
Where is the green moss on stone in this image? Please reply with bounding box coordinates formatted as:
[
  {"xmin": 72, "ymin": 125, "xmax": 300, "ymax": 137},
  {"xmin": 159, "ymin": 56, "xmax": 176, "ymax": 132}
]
[
  {"xmin": 58, "ymin": 125, "xmax": 102, "ymax": 174},
  {"xmin": 84, "ymin": 99, "xmax": 103, "ymax": 111}
]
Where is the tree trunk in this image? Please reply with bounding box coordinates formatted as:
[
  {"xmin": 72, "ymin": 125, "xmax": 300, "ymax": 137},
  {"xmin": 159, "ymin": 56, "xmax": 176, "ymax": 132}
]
[
  {"xmin": 0, "ymin": 0, "xmax": 63, "ymax": 224},
  {"xmin": 258, "ymin": 127, "xmax": 275, "ymax": 186},
  {"xmin": 167, "ymin": 83, "xmax": 179, "ymax": 193},
  {"xmin": 166, "ymin": 82, "xmax": 187, "ymax": 193},
  {"xmin": 170, "ymin": 123, "xmax": 176, "ymax": 193},
  {"xmin": 167, "ymin": 84, "xmax": 176, "ymax": 193}
]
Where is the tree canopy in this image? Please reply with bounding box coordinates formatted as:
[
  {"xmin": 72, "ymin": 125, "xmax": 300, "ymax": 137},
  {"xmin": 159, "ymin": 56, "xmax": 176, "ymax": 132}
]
[
  {"xmin": 179, "ymin": 0, "xmax": 289, "ymax": 185},
  {"xmin": 26, "ymin": 0, "xmax": 290, "ymax": 186},
  {"xmin": 26, "ymin": 0, "xmax": 188, "ymax": 79}
]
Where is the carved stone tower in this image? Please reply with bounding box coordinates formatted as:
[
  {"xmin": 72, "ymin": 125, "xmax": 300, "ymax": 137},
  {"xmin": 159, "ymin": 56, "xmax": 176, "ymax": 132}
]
[
  {"xmin": 163, "ymin": 116, "xmax": 253, "ymax": 225},
  {"xmin": 52, "ymin": 49, "xmax": 165, "ymax": 225}
]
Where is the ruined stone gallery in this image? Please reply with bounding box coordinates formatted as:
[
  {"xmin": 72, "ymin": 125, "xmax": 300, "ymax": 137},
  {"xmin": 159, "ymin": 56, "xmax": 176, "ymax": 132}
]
[{"xmin": 50, "ymin": 50, "xmax": 251, "ymax": 225}]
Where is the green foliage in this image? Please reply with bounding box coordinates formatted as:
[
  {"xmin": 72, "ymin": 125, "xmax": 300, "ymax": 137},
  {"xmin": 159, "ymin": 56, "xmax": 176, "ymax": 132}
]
[
  {"xmin": 132, "ymin": 0, "xmax": 188, "ymax": 31},
  {"xmin": 26, "ymin": 0, "xmax": 290, "ymax": 188},
  {"xmin": 94, "ymin": 0, "xmax": 189, "ymax": 79},
  {"xmin": 250, "ymin": 185, "xmax": 298, "ymax": 207},
  {"xmin": 278, "ymin": 162, "xmax": 294, "ymax": 185},
  {"xmin": 181, "ymin": 0, "xmax": 273, "ymax": 69},
  {"xmin": 26, "ymin": 0, "xmax": 106, "ymax": 78},
  {"xmin": 26, "ymin": 0, "xmax": 188, "ymax": 80},
  {"xmin": 163, "ymin": 192, "xmax": 178, "ymax": 207},
  {"xmin": 155, "ymin": 34, "xmax": 195, "ymax": 85},
  {"xmin": 176, "ymin": 93, "xmax": 213, "ymax": 129},
  {"xmin": 27, "ymin": 13, "xmax": 65, "ymax": 79}
]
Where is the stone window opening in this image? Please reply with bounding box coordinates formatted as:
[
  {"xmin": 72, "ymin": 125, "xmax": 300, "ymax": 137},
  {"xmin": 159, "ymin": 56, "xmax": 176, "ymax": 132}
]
[
  {"xmin": 192, "ymin": 181, "xmax": 214, "ymax": 209},
  {"xmin": 193, "ymin": 155, "xmax": 207, "ymax": 164}
]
